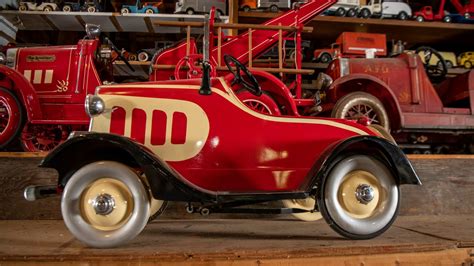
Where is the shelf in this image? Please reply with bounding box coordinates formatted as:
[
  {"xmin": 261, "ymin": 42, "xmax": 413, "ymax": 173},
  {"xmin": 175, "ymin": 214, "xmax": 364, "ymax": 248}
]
[
  {"xmin": 239, "ymin": 12, "xmax": 474, "ymax": 52},
  {"xmin": 0, "ymin": 11, "xmax": 228, "ymax": 33}
]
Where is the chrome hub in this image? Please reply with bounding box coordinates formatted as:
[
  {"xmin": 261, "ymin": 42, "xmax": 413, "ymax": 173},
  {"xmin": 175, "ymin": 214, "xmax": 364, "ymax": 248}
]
[
  {"xmin": 93, "ymin": 193, "xmax": 115, "ymax": 215},
  {"xmin": 355, "ymin": 184, "xmax": 375, "ymax": 205}
]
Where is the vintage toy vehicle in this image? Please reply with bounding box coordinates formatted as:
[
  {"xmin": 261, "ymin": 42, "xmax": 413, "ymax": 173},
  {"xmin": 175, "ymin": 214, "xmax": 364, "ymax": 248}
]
[
  {"xmin": 316, "ymin": 46, "xmax": 474, "ymax": 153},
  {"xmin": 357, "ymin": 0, "xmax": 411, "ymax": 19},
  {"xmin": 0, "ymin": 24, "xmax": 134, "ymax": 151},
  {"xmin": 417, "ymin": 49, "xmax": 458, "ymax": 68},
  {"xmin": 413, "ymin": 0, "xmax": 473, "ymax": 22},
  {"xmin": 120, "ymin": 0, "xmax": 162, "ymax": 14},
  {"xmin": 459, "ymin": 51, "xmax": 474, "ymax": 68},
  {"xmin": 62, "ymin": 0, "xmax": 101, "ymax": 12},
  {"xmin": 18, "ymin": 1, "xmax": 59, "ymax": 11},
  {"xmin": 175, "ymin": 0, "xmax": 226, "ymax": 15},
  {"xmin": 24, "ymin": 53, "xmax": 421, "ymax": 248},
  {"xmin": 239, "ymin": 0, "xmax": 292, "ymax": 12},
  {"xmin": 313, "ymin": 32, "xmax": 387, "ymax": 63}
]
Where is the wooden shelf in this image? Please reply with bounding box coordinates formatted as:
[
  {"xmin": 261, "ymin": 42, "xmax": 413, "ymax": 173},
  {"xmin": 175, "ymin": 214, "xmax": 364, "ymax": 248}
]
[{"xmin": 239, "ymin": 12, "xmax": 474, "ymax": 52}]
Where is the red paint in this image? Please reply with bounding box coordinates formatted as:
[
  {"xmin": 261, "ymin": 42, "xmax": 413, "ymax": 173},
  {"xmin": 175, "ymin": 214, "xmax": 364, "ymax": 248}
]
[
  {"xmin": 171, "ymin": 112, "xmax": 187, "ymax": 144},
  {"xmin": 151, "ymin": 110, "xmax": 166, "ymax": 145},
  {"xmin": 110, "ymin": 107, "xmax": 126, "ymax": 135},
  {"xmin": 131, "ymin": 108, "xmax": 147, "ymax": 144}
]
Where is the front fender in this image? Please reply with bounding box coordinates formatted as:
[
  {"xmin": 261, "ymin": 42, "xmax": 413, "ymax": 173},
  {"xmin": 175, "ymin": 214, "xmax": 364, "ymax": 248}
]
[
  {"xmin": 41, "ymin": 132, "xmax": 216, "ymax": 202},
  {"xmin": 304, "ymin": 135, "xmax": 421, "ymax": 193},
  {"xmin": 0, "ymin": 65, "xmax": 42, "ymax": 120}
]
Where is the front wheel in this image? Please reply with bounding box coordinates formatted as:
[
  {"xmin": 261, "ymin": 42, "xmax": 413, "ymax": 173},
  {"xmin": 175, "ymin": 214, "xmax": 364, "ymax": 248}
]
[
  {"xmin": 0, "ymin": 88, "xmax": 24, "ymax": 149},
  {"xmin": 318, "ymin": 155, "xmax": 400, "ymax": 239},
  {"xmin": 464, "ymin": 61, "xmax": 472, "ymax": 69},
  {"xmin": 61, "ymin": 161, "xmax": 150, "ymax": 248},
  {"xmin": 87, "ymin": 6, "xmax": 96, "ymax": 12},
  {"xmin": 331, "ymin": 92, "xmax": 390, "ymax": 131},
  {"xmin": 120, "ymin": 7, "xmax": 130, "ymax": 14},
  {"xmin": 398, "ymin": 11, "xmax": 408, "ymax": 20},
  {"xmin": 145, "ymin": 8, "xmax": 154, "ymax": 14},
  {"xmin": 62, "ymin": 5, "xmax": 72, "ymax": 12}
]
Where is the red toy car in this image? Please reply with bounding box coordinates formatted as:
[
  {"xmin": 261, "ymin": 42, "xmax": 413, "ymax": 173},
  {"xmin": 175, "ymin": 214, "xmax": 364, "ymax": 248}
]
[
  {"xmin": 24, "ymin": 54, "xmax": 420, "ymax": 248},
  {"xmin": 316, "ymin": 47, "xmax": 474, "ymax": 153},
  {"xmin": 0, "ymin": 24, "xmax": 134, "ymax": 151}
]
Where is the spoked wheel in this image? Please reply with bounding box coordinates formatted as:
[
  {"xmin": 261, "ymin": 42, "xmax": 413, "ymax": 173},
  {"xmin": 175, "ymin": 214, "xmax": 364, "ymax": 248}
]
[
  {"xmin": 61, "ymin": 161, "xmax": 150, "ymax": 248},
  {"xmin": 282, "ymin": 197, "xmax": 322, "ymax": 221},
  {"xmin": 0, "ymin": 88, "xmax": 24, "ymax": 149},
  {"xmin": 332, "ymin": 92, "xmax": 390, "ymax": 131},
  {"xmin": 318, "ymin": 155, "xmax": 400, "ymax": 239},
  {"xmin": 20, "ymin": 124, "xmax": 85, "ymax": 152},
  {"xmin": 236, "ymin": 90, "xmax": 281, "ymax": 115}
]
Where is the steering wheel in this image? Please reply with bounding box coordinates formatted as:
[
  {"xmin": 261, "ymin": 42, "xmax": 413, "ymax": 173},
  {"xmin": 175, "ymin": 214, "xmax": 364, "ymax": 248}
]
[
  {"xmin": 104, "ymin": 37, "xmax": 134, "ymax": 72},
  {"xmin": 224, "ymin": 54, "xmax": 262, "ymax": 96},
  {"xmin": 415, "ymin": 46, "xmax": 447, "ymax": 82},
  {"xmin": 174, "ymin": 54, "xmax": 216, "ymax": 80}
]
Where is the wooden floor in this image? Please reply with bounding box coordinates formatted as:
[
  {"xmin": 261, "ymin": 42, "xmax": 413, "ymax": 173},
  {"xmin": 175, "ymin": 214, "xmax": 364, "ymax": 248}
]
[
  {"xmin": 0, "ymin": 216, "xmax": 473, "ymax": 265},
  {"xmin": 0, "ymin": 153, "xmax": 473, "ymax": 264}
]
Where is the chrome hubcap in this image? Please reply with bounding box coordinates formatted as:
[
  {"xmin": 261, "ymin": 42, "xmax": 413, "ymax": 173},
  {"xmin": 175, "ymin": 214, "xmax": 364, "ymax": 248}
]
[
  {"xmin": 355, "ymin": 184, "xmax": 374, "ymax": 205},
  {"xmin": 93, "ymin": 193, "xmax": 115, "ymax": 215}
]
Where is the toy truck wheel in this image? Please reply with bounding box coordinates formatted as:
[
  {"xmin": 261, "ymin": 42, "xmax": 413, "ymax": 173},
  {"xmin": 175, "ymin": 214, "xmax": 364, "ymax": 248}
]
[
  {"xmin": 87, "ymin": 6, "xmax": 96, "ymax": 12},
  {"xmin": 443, "ymin": 16, "xmax": 452, "ymax": 23},
  {"xmin": 319, "ymin": 53, "xmax": 332, "ymax": 63},
  {"xmin": 270, "ymin": 5, "xmax": 279, "ymax": 12},
  {"xmin": 332, "ymin": 92, "xmax": 390, "ymax": 131},
  {"xmin": 416, "ymin": 15, "xmax": 424, "ymax": 22},
  {"xmin": 359, "ymin": 8, "xmax": 371, "ymax": 18},
  {"xmin": 318, "ymin": 155, "xmax": 400, "ymax": 239},
  {"xmin": 43, "ymin": 5, "xmax": 53, "ymax": 12},
  {"xmin": 19, "ymin": 4, "xmax": 27, "ymax": 11},
  {"xmin": 145, "ymin": 8, "xmax": 154, "ymax": 14},
  {"xmin": 346, "ymin": 8, "xmax": 356, "ymax": 17},
  {"xmin": 282, "ymin": 198, "xmax": 322, "ymax": 221},
  {"xmin": 464, "ymin": 61, "xmax": 472, "ymax": 69},
  {"xmin": 242, "ymin": 6, "xmax": 250, "ymax": 12},
  {"xmin": 61, "ymin": 161, "xmax": 150, "ymax": 248},
  {"xmin": 398, "ymin": 11, "xmax": 408, "ymax": 20},
  {"xmin": 0, "ymin": 87, "xmax": 24, "ymax": 149},
  {"xmin": 186, "ymin": 8, "xmax": 194, "ymax": 15},
  {"xmin": 121, "ymin": 7, "xmax": 130, "ymax": 14},
  {"xmin": 335, "ymin": 7, "xmax": 346, "ymax": 16},
  {"xmin": 62, "ymin": 5, "xmax": 72, "ymax": 12},
  {"xmin": 236, "ymin": 90, "xmax": 281, "ymax": 115}
]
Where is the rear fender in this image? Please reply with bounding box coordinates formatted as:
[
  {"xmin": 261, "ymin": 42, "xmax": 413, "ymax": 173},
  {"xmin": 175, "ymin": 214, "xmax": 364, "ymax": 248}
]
[
  {"xmin": 328, "ymin": 73, "xmax": 403, "ymax": 130},
  {"xmin": 0, "ymin": 65, "xmax": 42, "ymax": 120},
  {"xmin": 251, "ymin": 70, "xmax": 299, "ymax": 116},
  {"xmin": 304, "ymin": 135, "xmax": 421, "ymax": 195},
  {"xmin": 40, "ymin": 132, "xmax": 216, "ymax": 202}
]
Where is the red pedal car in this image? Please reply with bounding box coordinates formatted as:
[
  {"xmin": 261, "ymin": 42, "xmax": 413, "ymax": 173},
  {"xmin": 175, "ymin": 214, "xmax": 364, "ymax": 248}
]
[
  {"xmin": 0, "ymin": 25, "xmax": 134, "ymax": 151},
  {"xmin": 25, "ymin": 54, "xmax": 421, "ymax": 248}
]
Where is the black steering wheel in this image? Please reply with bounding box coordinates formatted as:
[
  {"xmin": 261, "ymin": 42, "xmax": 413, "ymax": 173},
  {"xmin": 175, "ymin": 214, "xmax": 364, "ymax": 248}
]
[
  {"xmin": 415, "ymin": 46, "xmax": 447, "ymax": 83},
  {"xmin": 104, "ymin": 36, "xmax": 135, "ymax": 72},
  {"xmin": 224, "ymin": 54, "xmax": 262, "ymax": 96}
]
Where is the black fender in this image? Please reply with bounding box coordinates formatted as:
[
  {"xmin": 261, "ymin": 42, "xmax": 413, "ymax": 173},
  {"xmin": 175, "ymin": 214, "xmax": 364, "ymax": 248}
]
[
  {"xmin": 303, "ymin": 135, "xmax": 421, "ymax": 194},
  {"xmin": 40, "ymin": 132, "xmax": 216, "ymax": 202}
]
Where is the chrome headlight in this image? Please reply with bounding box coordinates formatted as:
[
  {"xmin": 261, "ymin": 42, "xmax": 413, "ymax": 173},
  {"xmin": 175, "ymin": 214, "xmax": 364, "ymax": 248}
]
[
  {"xmin": 0, "ymin": 52, "xmax": 6, "ymax": 65},
  {"xmin": 314, "ymin": 72, "xmax": 333, "ymax": 91},
  {"xmin": 85, "ymin": 24, "xmax": 101, "ymax": 39},
  {"xmin": 85, "ymin": 94, "xmax": 105, "ymax": 117}
]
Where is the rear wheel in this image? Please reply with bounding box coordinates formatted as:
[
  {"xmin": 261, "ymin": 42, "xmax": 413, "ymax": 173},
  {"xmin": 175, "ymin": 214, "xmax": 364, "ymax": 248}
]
[
  {"xmin": 43, "ymin": 5, "xmax": 53, "ymax": 11},
  {"xmin": 335, "ymin": 7, "xmax": 345, "ymax": 16},
  {"xmin": 346, "ymin": 8, "xmax": 356, "ymax": 17},
  {"xmin": 87, "ymin": 6, "xmax": 96, "ymax": 12},
  {"xmin": 282, "ymin": 197, "xmax": 322, "ymax": 221},
  {"xmin": 416, "ymin": 15, "xmax": 424, "ymax": 22},
  {"xmin": 398, "ymin": 11, "xmax": 408, "ymax": 20},
  {"xmin": 121, "ymin": 7, "xmax": 130, "ymax": 14},
  {"xmin": 359, "ymin": 8, "xmax": 371, "ymax": 18},
  {"xmin": 186, "ymin": 8, "xmax": 194, "ymax": 15},
  {"xmin": 318, "ymin": 155, "xmax": 400, "ymax": 239},
  {"xmin": 331, "ymin": 92, "xmax": 390, "ymax": 131},
  {"xmin": 464, "ymin": 61, "xmax": 472, "ymax": 69},
  {"xmin": 236, "ymin": 90, "xmax": 281, "ymax": 115},
  {"xmin": 443, "ymin": 15, "xmax": 451, "ymax": 23},
  {"xmin": 62, "ymin": 5, "xmax": 72, "ymax": 12},
  {"xmin": 19, "ymin": 4, "xmax": 27, "ymax": 11},
  {"xmin": 243, "ymin": 6, "xmax": 250, "ymax": 12},
  {"xmin": 0, "ymin": 88, "xmax": 24, "ymax": 149},
  {"xmin": 270, "ymin": 5, "xmax": 279, "ymax": 12},
  {"xmin": 145, "ymin": 8, "xmax": 154, "ymax": 14},
  {"xmin": 61, "ymin": 161, "xmax": 150, "ymax": 248}
]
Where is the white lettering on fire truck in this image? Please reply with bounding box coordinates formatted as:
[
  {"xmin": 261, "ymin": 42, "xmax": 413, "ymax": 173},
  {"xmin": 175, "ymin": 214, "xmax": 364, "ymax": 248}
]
[
  {"xmin": 23, "ymin": 69, "xmax": 54, "ymax": 84},
  {"xmin": 92, "ymin": 95, "xmax": 210, "ymax": 162}
]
